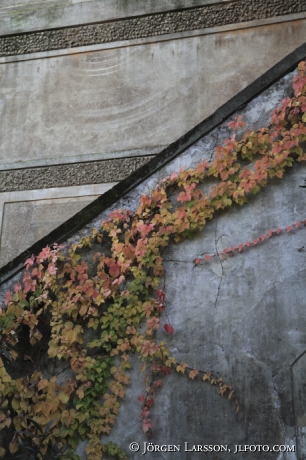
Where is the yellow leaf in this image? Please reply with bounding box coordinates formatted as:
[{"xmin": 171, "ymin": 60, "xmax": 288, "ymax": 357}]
[
  {"xmin": 58, "ymin": 391, "xmax": 69, "ymax": 404},
  {"xmin": 67, "ymin": 329, "xmax": 77, "ymax": 345},
  {"xmin": 48, "ymin": 344, "xmax": 58, "ymax": 358},
  {"xmin": 9, "ymin": 442, "xmax": 18, "ymax": 454},
  {"xmin": 41, "ymin": 402, "xmax": 52, "ymax": 417},
  {"xmin": 48, "ymin": 395, "xmax": 59, "ymax": 413},
  {"xmin": 11, "ymin": 398, "xmax": 20, "ymax": 411},
  {"xmin": 7, "ymin": 304, "xmax": 23, "ymax": 317},
  {"xmin": 0, "ymin": 447, "xmax": 6, "ymax": 458},
  {"xmin": 176, "ymin": 363, "xmax": 187, "ymax": 374},
  {"xmin": 189, "ymin": 369, "xmax": 199, "ymax": 380},
  {"xmin": 76, "ymin": 387, "xmax": 84, "ymax": 399},
  {"xmin": 37, "ymin": 379, "xmax": 48, "ymax": 391},
  {"xmin": 47, "ymin": 378, "xmax": 57, "ymax": 396},
  {"xmin": 10, "ymin": 351, "xmax": 18, "ymax": 360},
  {"xmin": 2, "ymin": 374, "xmax": 11, "ymax": 383},
  {"xmin": 79, "ymin": 304, "xmax": 88, "ymax": 316},
  {"xmin": 34, "ymin": 401, "xmax": 43, "ymax": 414},
  {"xmin": 20, "ymin": 400, "xmax": 28, "ymax": 412}
]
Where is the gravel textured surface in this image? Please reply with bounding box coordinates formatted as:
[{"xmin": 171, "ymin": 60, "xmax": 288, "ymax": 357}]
[
  {"xmin": 1, "ymin": 0, "xmax": 305, "ymax": 56},
  {"xmin": 0, "ymin": 156, "xmax": 151, "ymax": 192}
]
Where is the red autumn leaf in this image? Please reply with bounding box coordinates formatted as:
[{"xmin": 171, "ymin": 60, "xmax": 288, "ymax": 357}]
[
  {"xmin": 228, "ymin": 115, "xmax": 246, "ymax": 130},
  {"xmin": 53, "ymin": 243, "xmax": 65, "ymax": 250},
  {"xmin": 140, "ymin": 341, "xmax": 159, "ymax": 357},
  {"xmin": 109, "ymin": 263, "xmax": 120, "ymax": 278},
  {"xmin": 136, "ymin": 222, "xmax": 155, "ymax": 236},
  {"xmin": 286, "ymin": 226, "xmax": 293, "ymax": 232},
  {"xmin": 177, "ymin": 190, "xmax": 192, "ymax": 203},
  {"xmin": 24, "ymin": 254, "xmax": 35, "ymax": 270},
  {"xmin": 253, "ymin": 238, "xmax": 259, "ymax": 245},
  {"xmin": 170, "ymin": 172, "xmax": 178, "ymax": 182},
  {"xmin": 295, "ymin": 221, "xmax": 301, "ymax": 228},
  {"xmin": 245, "ymin": 241, "xmax": 252, "ymax": 247},
  {"xmin": 193, "ymin": 258, "xmax": 202, "ymax": 265},
  {"xmin": 14, "ymin": 283, "xmax": 22, "ymax": 293},
  {"xmin": 141, "ymin": 407, "xmax": 150, "ymax": 418},
  {"xmin": 37, "ymin": 246, "xmax": 51, "ymax": 262},
  {"xmin": 146, "ymin": 397, "xmax": 154, "ymax": 408},
  {"xmin": 237, "ymin": 244, "xmax": 244, "ymax": 252},
  {"xmin": 204, "ymin": 255, "xmax": 211, "ymax": 261},
  {"xmin": 47, "ymin": 263, "xmax": 57, "ymax": 275},
  {"xmin": 267, "ymin": 230, "xmax": 274, "ymax": 238},
  {"xmin": 276, "ymin": 228, "xmax": 282, "ymax": 234},
  {"xmin": 142, "ymin": 418, "xmax": 153, "ymax": 433},
  {"xmin": 260, "ymin": 234, "xmax": 266, "ymax": 241},
  {"xmin": 23, "ymin": 273, "xmax": 37, "ymax": 293},
  {"xmin": 156, "ymin": 289, "xmax": 165, "ymax": 301},
  {"xmin": 137, "ymin": 394, "xmax": 145, "ymax": 402},
  {"xmin": 164, "ymin": 324, "xmax": 174, "ymax": 334},
  {"xmin": 4, "ymin": 292, "xmax": 11, "ymax": 306}
]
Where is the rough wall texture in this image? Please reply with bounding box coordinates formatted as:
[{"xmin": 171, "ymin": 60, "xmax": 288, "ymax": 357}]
[
  {"xmin": 2, "ymin": 21, "xmax": 306, "ymax": 173},
  {"xmin": 1, "ymin": 0, "xmax": 306, "ymax": 301},
  {"xmin": 0, "ymin": 0, "xmax": 236, "ymax": 35},
  {"xmin": 1, "ymin": 65, "xmax": 306, "ymax": 459},
  {"xmin": 0, "ymin": 156, "xmax": 150, "ymax": 193},
  {"xmin": 1, "ymin": 0, "xmax": 306, "ymax": 57}
]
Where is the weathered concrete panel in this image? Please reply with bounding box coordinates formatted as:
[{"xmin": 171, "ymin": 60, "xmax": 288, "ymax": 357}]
[
  {"xmin": 0, "ymin": 182, "xmax": 116, "ymax": 267},
  {"xmin": 0, "ymin": 196, "xmax": 95, "ymax": 267},
  {"xmin": 1, "ymin": 20, "xmax": 306, "ymax": 171},
  {"xmin": 0, "ymin": 0, "xmax": 233, "ymax": 35},
  {"xmin": 1, "ymin": 2, "xmax": 306, "ymax": 58},
  {"xmin": 293, "ymin": 353, "xmax": 306, "ymax": 458}
]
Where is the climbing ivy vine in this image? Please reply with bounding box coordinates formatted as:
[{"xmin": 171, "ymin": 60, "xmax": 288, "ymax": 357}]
[{"xmin": 0, "ymin": 61, "xmax": 306, "ymax": 459}]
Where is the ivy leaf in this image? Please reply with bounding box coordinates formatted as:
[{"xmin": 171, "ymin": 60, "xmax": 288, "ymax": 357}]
[
  {"xmin": 189, "ymin": 369, "xmax": 199, "ymax": 380},
  {"xmin": 176, "ymin": 363, "xmax": 187, "ymax": 374},
  {"xmin": 164, "ymin": 324, "xmax": 174, "ymax": 334}
]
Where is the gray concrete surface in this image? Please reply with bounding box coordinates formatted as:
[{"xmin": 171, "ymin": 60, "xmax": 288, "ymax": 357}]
[
  {"xmin": 1, "ymin": 20, "xmax": 306, "ymax": 171},
  {"xmin": 2, "ymin": 2, "xmax": 306, "ymax": 58},
  {"xmin": 0, "ymin": 0, "xmax": 245, "ymax": 35},
  {"xmin": 0, "ymin": 182, "xmax": 116, "ymax": 267}
]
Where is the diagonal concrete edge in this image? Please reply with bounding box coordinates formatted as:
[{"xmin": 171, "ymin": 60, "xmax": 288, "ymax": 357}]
[{"xmin": 0, "ymin": 41, "xmax": 305, "ymax": 285}]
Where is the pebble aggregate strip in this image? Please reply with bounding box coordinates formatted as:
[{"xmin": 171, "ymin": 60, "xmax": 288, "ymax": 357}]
[
  {"xmin": 0, "ymin": 156, "xmax": 151, "ymax": 192},
  {"xmin": 1, "ymin": 0, "xmax": 306, "ymax": 56}
]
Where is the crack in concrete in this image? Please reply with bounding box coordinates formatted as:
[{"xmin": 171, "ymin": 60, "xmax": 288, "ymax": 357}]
[
  {"xmin": 272, "ymin": 376, "xmax": 287, "ymax": 441},
  {"xmin": 214, "ymin": 222, "xmax": 225, "ymax": 308}
]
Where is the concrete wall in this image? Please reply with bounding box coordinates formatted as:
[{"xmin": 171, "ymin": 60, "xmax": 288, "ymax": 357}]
[
  {"xmin": 0, "ymin": 0, "xmax": 237, "ymax": 35},
  {"xmin": 1, "ymin": 62, "xmax": 306, "ymax": 459},
  {"xmin": 1, "ymin": 0, "xmax": 306, "ymax": 267}
]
